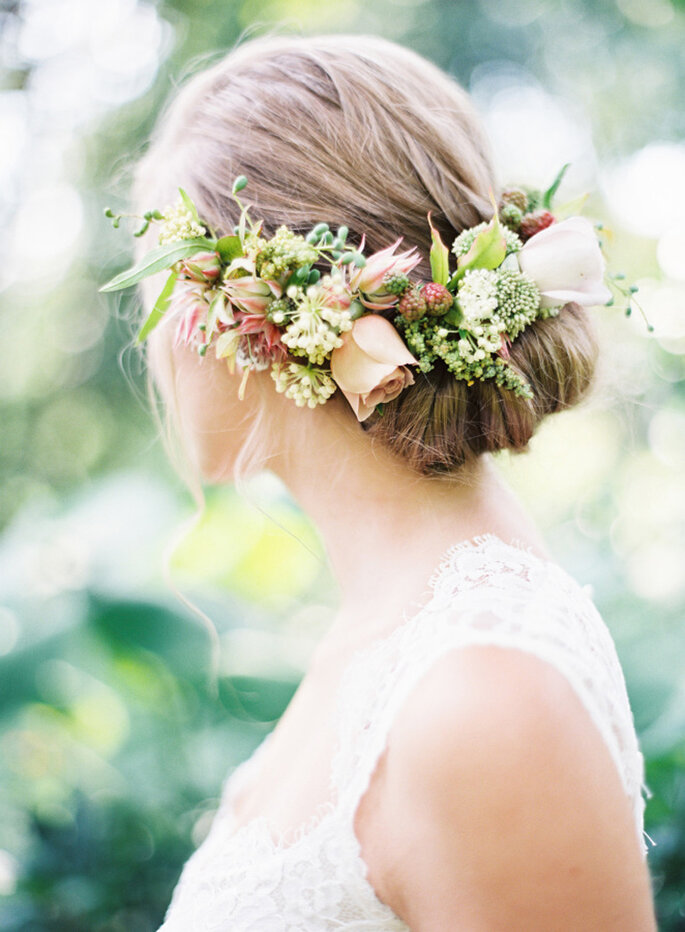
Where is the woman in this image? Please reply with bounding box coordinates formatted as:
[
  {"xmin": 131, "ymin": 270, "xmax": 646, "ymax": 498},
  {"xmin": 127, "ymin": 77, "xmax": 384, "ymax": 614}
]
[{"xmin": 121, "ymin": 32, "xmax": 656, "ymax": 930}]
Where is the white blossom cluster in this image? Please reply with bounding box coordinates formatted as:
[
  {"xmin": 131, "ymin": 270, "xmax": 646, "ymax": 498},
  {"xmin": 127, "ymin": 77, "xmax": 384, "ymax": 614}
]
[
  {"xmin": 158, "ymin": 198, "xmax": 206, "ymax": 245},
  {"xmin": 454, "ymin": 268, "xmax": 541, "ymax": 364},
  {"xmin": 457, "ymin": 269, "xmax": 499, "ymax": 325},
  {"xmin": 271, "ymin": 361, "xmax": 337, "ymax": 407},
  {"xmin": 456, "ymin": 270, "xmax": 508, "ymax": 361},
  {"xmin": 281, "ymin": 274, "xmax": 353, "ymax": 366}
]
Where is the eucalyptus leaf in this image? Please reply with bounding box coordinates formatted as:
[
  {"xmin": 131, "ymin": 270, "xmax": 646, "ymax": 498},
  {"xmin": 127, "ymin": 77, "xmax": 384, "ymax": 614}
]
[
  {"xmin": 136, "ymin": 270, "xmax": 177, "ymax": 343},
  {"xmin": 99, "ymin": 238, "xmax": 212, "ymax": 292},
  {"xmin": 427, "ymin": 212, "xmax": 450, "ymax": 286},
  {"xmin": 216, "ymin": 235, "xmax": 243, "ymax": 263},
  {"xmin": 178, "ymin": 187, "xmax": 201, "ymax": 224}
]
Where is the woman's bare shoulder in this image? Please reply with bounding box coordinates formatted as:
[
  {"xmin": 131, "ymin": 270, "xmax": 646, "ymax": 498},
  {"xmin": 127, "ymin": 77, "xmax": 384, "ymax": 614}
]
[{"xmin": 374, "ymin": 646, "xmax": 656, "ymax": 932}]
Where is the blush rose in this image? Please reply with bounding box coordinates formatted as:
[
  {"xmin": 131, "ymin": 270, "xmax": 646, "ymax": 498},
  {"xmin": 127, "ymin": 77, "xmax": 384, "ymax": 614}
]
[{"xmin": 330, "ymin": 314, "xmax": 417, "ymax": 422}]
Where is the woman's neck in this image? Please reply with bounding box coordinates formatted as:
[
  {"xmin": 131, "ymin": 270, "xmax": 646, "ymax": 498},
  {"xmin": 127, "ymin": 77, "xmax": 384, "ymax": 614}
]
[{"xmin": 269, "ymin": 404, "xmax": 548, "ymax": 642}]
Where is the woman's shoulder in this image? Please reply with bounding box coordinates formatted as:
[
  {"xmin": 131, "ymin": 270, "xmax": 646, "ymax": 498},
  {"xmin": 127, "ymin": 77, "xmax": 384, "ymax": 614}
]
[
  {"xmin": 389, "ymin": 643, "xmax": 630, "ymax": 814},
  {"xmin": 375, "ymin": 643, "xmax": 656, "ymax": 930}
]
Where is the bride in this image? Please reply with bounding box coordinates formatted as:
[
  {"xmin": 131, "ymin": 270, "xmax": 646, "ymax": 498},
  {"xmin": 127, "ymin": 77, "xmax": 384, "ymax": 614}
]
[{"xmin": 117, "ymin": 32, "xmax": 656, "ymax": 931}]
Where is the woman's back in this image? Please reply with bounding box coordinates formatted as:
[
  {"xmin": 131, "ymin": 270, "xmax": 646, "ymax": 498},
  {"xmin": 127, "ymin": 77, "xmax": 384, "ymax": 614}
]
[{"xmin": 158, "ymin": 534, "xmax": 649, "ymax": 931}]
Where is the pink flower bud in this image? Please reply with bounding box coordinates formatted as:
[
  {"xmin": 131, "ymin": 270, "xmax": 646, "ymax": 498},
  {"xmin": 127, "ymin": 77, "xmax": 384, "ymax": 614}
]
[
  {"xmin": 349, "ymin": 237, "xmax": 422, "ymax": 309},
  {"xmin": 177, "ymin": 250, "xmax": 222, "ymax": 283},
  {"xmin": 222, "ymin": 256, "xmax": 282, "ymax": 315}
]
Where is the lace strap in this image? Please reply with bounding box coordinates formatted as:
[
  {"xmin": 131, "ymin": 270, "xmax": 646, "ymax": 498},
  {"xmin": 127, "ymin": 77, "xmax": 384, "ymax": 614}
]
[{"xmin": 332, "ymin": 574, "xmax": 649, "ymax": 858}]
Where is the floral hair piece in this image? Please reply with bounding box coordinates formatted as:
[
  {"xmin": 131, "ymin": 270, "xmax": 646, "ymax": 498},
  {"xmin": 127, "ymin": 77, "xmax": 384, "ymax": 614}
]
[{"xmin": 101, "ymin": 167, "xmax": 650, "ymax": 422}]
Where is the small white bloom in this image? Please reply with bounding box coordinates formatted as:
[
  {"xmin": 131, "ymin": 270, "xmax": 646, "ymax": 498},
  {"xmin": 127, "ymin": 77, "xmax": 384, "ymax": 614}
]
[
  {"xmin": 158, "ymin": 198, "xmax": 206, "ymax": 245},
  {"xmin": 457, "ymin": 269, "xmax": 499, "ymax": 325}
]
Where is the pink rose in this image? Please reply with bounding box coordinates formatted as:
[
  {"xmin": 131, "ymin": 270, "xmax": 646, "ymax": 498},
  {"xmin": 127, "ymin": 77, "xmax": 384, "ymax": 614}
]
[
  {"xmin": 330, "ymin": 315, "xmax": 417, "ymax": 422},
  {"xmin": 518, "ymin": 216, "xmax": 612, "ymax": 308}
]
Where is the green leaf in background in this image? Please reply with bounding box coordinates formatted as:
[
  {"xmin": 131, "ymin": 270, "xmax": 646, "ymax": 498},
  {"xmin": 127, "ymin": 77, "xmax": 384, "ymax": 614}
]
[
  {"xmin": 554, "ymin": 192, "xmax": 589, "ymax": 219},
  {"xmin": 99, "ymin": 238, "xmax": 213, "ymax": 292},
  {"xmin": 427, "ymin": 212, "xmax": 450, "ymax": 285},
  {"xmin": 542, "ymin": 163, "xmax": 571, "ymax": 209},
  {"xmin": 137, "ymin": 270, "xmax": 177, "ymax": 343},
  {"xmin": 216, "ymin": 235, "xmax": 244, "ymax": 263}
]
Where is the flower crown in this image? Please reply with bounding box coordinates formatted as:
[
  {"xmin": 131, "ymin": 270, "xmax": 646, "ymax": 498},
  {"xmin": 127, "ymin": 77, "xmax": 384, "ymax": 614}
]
[{"xmin": 101, "ymin": 167, "xmax": 647, "ymax": 422}]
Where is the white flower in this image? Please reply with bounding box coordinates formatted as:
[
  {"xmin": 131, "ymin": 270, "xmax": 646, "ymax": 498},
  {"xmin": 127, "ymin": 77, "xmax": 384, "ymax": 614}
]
[
  {"xmin": 281, "ymin": 275, "xmax": 353, "ymax": 365},
  {"xmin": 271, "ymin": 362, "xmax": 337, "ymax": 408},
  {"xmin": 457, "ymin": 269, "xmax": 499, "ymax": 325},
  {"xmin": 158, "ymin": 197, "xmax": 206, "ymax": 244},
  {"xmin": 518, "ymin": 216, "xmax": 612, "ymax": 308}
]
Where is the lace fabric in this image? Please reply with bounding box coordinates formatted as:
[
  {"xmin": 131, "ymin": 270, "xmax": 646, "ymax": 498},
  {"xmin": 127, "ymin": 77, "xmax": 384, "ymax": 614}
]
[{"xmin": 157, "ymin": 534, "xmax": 650, "ymax": 932}]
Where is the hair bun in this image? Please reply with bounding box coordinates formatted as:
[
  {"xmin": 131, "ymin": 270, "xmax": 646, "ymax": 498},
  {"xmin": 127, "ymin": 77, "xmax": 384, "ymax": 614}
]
[{"xmin": 363, "ymin": 301, "xmax": 599, "ymax": 475}]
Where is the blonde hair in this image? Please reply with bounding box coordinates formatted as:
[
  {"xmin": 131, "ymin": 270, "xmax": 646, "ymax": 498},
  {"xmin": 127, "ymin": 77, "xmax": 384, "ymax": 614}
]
[{"xmin": 132, "ymin": 31, "xmax": 598, "ymax": 479}]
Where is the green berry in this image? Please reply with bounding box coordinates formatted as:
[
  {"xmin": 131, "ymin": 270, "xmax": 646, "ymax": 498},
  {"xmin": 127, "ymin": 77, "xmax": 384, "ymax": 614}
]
[
  {"xmin": 383, "ymin": 270, "xmax": 411, "ymax": 295},
  {"xmin": 500, "ymin": 203, "xmax": 523, "ymax": 231}
]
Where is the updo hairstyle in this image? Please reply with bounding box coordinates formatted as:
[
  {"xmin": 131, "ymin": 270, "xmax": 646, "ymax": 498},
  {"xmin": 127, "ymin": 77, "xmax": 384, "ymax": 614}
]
[{"xmin": 132, "ymin": 33, "xmax": 599, "ymax": 478}]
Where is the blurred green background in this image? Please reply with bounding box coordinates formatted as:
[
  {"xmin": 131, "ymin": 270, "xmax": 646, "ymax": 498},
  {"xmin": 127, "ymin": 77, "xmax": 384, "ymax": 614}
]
[{"xmin": 1, "ymin": 0, "xmax": 684, "ymax": 928}]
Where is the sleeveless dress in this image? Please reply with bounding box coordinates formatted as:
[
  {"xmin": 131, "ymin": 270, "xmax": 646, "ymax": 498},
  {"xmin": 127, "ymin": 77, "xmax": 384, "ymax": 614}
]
[{"xmin": 158, "ymin": 533, "xmax": 651, "ymax": 932}]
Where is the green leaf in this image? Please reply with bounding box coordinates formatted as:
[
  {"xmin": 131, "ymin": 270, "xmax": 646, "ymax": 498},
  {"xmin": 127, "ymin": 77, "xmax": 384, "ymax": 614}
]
[
  {"xmin": 216, "ymin": 235, "xmax": 243, "ymax": 263},
  {"xmin": 179, "ymin": 187, "xmax": 201, "ymax": 224},
  {"xmin": 443, "ymin": 304, "xmax": 463, "ymax": 327},
  {"xmin": 542, "ymin": 163, "xmax": 570, "ymax": 209},
  {"xmin": 453, "ymin": 209, "xmax": 507, "ymax": 283},
  {"xmin": 427, "ymin": 212, "xmax": 450, "ymax": 286},
  {"xmin": 99, "ymin": 238, "xmax": 212, "ymax": 292},
  {"xmin": 136, "ymin": 270, "xmax": 177, "ymax": 343},
  {"xmin": 348, "ymin": 299, "xmax": 365, "ymax": 320}
]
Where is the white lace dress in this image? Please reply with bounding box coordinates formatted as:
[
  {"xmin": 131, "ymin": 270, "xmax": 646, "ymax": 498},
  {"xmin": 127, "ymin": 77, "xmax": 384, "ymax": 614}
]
[{"xmin": 157, "ymin": 533, "xmax": 651, "ymax": 932}]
